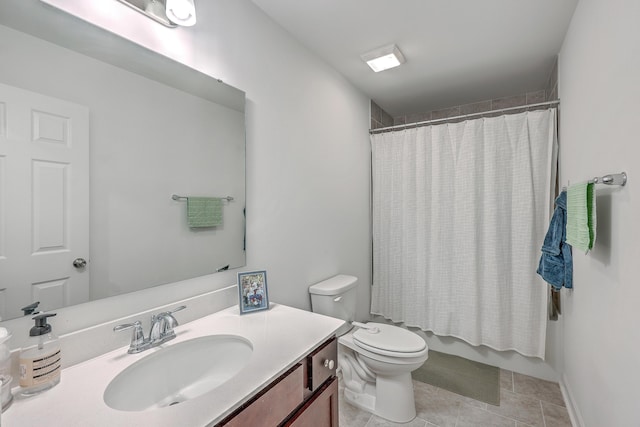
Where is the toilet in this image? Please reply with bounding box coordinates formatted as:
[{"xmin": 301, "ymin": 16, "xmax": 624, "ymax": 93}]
[{"xmin": 309, "ymin": 275, "xmax": 428, "ymax": 423}]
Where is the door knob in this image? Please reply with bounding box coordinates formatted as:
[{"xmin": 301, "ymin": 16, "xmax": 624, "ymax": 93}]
[
  {"xmin": 324, "ymin": 359, "xmax": 335, "ymax": 370},
  {"xmin": 73, "ymin": 258, "xmax": 87, "ymax": 268}
]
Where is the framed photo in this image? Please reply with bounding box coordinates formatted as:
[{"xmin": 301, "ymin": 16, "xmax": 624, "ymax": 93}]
[{"xmin": 238, "ymin": 270, "xmax": 270, "ymax": 314}]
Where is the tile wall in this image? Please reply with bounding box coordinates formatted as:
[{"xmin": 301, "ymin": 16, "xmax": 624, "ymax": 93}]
[{"xmin": 370, "ymin": 56, "xmax": 559, "ymax": 130}]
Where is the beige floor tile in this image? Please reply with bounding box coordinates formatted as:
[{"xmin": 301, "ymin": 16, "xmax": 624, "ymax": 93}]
[
  {"xmin": 365, "ymin": 414, "xmax": 428, "ymax": 427},
  {"xmin": 412, "ymin": 379, "xmax": 441, "ymax": 396},
  {"xmin": 486, "ymin": 389, "xmax": 544, "ymax": 427},
  {"xmin": 500, "ymin": 369, "xmax": 514, "ymax": 392},
  {"xmin": 414, "ymin": 385, "xmax": 462, "ymax": 427},
  {"xmin": 339, "ymin": 368, "xmax": 570, "ymax": 427},
  {"xmin": 436, "ymin": 386, "xmax": 487, "ymax": 410},
  {"xmin": 513, "ymin": 373, "xmax": 564, "ymax": 406},
  {"xmin": 541, "ymin": 400, "xmax": 572, "ymax": 427},
  {"xmin": 339, "ymin": 396, "xmax": 372, "ymax": 427},
  {"xmin": 456, "ymin": 404, "xmax": 516, "ymax": 427}
]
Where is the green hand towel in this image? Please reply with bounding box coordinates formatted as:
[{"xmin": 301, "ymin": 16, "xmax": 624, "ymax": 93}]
[
  {"xmin": 187, "ymin": 197, "xmax": 223, "ymax": 228},
  {"xmin": 587, "ymin": 182, "xmax": 596, "ymax": 249},
  {"xmin": 566, "ymin": 182, "xmax": 595, "ymax": 252}
]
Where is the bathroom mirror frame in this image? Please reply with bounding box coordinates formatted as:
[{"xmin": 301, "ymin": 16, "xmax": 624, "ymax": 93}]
[{"xmin": 0, "ymin": 0, "xmax": 246, "ymax": 321}]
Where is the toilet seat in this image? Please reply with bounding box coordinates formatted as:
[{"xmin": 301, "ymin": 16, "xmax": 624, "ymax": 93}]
[{"xmin": 353, "ymin": 323, "xmax": 427, "ymax": 358}]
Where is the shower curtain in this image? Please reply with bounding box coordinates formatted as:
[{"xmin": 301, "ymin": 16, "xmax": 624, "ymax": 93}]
[{"xmin": 370, "ymin": 109, "xmax": 557, "ymax": 359}]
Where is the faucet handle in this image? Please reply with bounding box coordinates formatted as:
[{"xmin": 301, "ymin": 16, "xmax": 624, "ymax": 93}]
[
  {"xmin": 159, "ymin": 305, "xmax": 186, "ymax": 342},
  {"xmin": 114, "ymin": 321, "xmax": 150, "ymax": 354},
  {"xmin": 167, "ymin": 305, "xmax": 186, "ymax": 315}
]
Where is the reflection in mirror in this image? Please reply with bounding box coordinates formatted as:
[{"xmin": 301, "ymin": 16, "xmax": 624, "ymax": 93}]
[{"xmin": 0, "ymin": 5, "xmax": 246, "ymax": 321}]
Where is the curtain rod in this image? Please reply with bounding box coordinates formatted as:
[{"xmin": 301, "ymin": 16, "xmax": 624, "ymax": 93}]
[{"xmin": 370, "ymin": 100, "xmax": 560, "ymax": 134}]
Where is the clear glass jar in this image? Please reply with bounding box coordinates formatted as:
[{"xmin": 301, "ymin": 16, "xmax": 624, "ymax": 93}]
[{"xmin": 0, "ymin": 330, "xmax": 12, "ymax": 412}]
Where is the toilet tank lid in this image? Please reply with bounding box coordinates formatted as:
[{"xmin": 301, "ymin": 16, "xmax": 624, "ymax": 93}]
[{"xmin": 309, "ymin": 275, "xmax": 358, "ymax": 295}]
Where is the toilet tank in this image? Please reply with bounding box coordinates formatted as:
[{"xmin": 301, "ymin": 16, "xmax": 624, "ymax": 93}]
[{"xmin": 309, "ymin": 275, "xmax": 358, "ymax": 336}]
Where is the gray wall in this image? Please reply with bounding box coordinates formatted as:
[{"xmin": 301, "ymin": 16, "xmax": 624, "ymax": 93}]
[{"xmin": 558, "ymin": 0, "xmax": 640, "ymax": 425}]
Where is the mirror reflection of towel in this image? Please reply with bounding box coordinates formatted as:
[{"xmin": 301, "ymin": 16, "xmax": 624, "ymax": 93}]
[{"xmin": 187, "ymin": 197, "xmax": 223, "ymax": 228}]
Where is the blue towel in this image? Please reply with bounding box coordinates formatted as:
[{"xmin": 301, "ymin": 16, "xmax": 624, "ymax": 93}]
[{"xmin": 536, "ymin": 191, "xmax": 573, "ymax": 290}]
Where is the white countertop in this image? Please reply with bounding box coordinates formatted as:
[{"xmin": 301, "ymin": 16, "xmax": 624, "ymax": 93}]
[{"xmin": 3, "ymin": 303, "xmax": 344, "ymax": 427}]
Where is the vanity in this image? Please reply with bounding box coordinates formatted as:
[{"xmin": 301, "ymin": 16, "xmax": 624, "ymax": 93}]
[{"xmin": 2, "ymin": 303, "xmax": 344, "ymax": 426}]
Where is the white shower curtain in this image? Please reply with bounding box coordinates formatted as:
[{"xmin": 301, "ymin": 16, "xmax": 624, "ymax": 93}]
[{"xmin": 370, "ymin": 109, "xmax": 557, "ymax": 359}]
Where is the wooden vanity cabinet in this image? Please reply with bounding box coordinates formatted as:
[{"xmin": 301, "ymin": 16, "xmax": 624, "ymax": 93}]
[
  {"xmin": 283, "ymin": 377, "xmax": 338, "ymax": 427},
  {"xmin": 216, "ymin": 337, "xmax": 338, "ymax": 427},
  {"xmin": 305, "ymin": 337, "xmax": 337, "ymax": 393}
]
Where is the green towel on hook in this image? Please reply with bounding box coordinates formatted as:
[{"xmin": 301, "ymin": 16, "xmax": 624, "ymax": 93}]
[
  {"xmin": 187, "ymin": 197, "xmax": 223, "ymax": 228},
  {"xmin": 566, "ymin": 182, "xmax": 596, "ymax": 252}
]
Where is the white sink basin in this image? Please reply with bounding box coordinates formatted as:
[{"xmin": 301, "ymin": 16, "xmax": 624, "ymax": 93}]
[{"xmin": 104, "ymin": 335, "xmax": 253, "ymax": 411}]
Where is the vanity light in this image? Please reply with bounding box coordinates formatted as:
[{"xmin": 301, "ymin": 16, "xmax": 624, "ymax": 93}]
[
  {"xmin": 144, "ymin": 0, "xmax": 165, "ymax": 16},
  {"xmin": 360, "ymin": 44, "xmax": 406, "ymax": 72},
  {"xmin": 114, "ymin": 0, "xmax": 196, "ymax": 28},
  {"xmin": 166, "ymin": 0, "xmax": 196, "ymax": 27}
]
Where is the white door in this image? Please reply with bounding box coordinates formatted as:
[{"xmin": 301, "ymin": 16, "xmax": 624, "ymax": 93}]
[{"xmin": 0, "ymin": 83, "xmax": 89, "ymax": 320}]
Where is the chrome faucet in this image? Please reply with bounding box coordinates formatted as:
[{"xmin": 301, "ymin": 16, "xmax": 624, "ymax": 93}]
[
  {"xmin": 113, "ymin": 320, "xmax": 151, "ymax": 354},
  {"xmin": 114, "ymin": 305, "xmax": 186, "ymax": 354},
  {"xmin": 149, "ymin": 306, "xmax": 185, "ymax": 345}
]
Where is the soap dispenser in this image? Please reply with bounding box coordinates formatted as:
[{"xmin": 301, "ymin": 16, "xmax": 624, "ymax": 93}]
[{"xmin": 19, "ymin": 313, "xmax": 61, "ymax": 396}]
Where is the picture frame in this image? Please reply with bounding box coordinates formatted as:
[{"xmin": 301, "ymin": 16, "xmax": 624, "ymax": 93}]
[{"xmin": 237, "ymin": 270, "xmax": 270, "ymax": 314}]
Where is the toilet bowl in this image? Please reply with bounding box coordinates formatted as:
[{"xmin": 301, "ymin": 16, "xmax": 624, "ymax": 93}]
[
  {"xmin": 308, "ymin": 275, "xmax": 428, "ymax": 423},
  {"xmin": 338, "ymin": 323, "xmax": 428, "ymax": 422}
]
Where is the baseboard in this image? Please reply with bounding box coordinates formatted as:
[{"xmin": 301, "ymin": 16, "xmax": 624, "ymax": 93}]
[{"xmin": 559, "ymin": 373, "xmax": 585, "ymax": 427}]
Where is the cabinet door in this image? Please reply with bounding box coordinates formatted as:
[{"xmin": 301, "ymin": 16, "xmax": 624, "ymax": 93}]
[
  {"xmin": 284, "ymin": 376, "xmax": 338, "ymax": 427},
  {"xmin": 221, "ymin": 364, "xmax": 304, "ymax": 427}
]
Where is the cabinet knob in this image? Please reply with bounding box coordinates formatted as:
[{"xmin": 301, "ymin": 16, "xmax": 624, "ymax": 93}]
[{"xmin": 324, "ymin": 359, "xmax": 335, "ymax": 370}]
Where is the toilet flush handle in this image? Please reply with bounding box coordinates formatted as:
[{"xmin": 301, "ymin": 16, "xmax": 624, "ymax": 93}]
[{"xmin": 333, "ymin": 296, "xmax": 342, "ymax": 302}]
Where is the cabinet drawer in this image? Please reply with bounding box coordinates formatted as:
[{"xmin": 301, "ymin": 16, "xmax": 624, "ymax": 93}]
[
  {"xmin": 220, "ymin": 363, "xmax": 304, "ymax": 427},
  {"xmin": 307, "ymin": 337, "xmax": 337, "ymax": 392}
]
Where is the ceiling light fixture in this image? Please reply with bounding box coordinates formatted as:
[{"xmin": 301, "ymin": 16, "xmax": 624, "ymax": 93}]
[
  {"xmin": 361, "ymin": 44, "xmax": 406, "ymax": 72},
  {"xmin": 114, "ymin": 0, "xmax": 196, "ymax": 27},
  {"xmin": 166, "ymin": 0, "xmax": 196, "ymax": 27}
]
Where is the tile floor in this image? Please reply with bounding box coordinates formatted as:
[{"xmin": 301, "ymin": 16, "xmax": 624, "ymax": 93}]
[{"xmin": 339, "ymin": 369, "xmax": 573, "ymax": 427}]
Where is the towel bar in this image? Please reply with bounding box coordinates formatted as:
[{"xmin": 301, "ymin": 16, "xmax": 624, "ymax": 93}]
[
  {"xmin": 590, "ymin": 172, "xmax": 627, "ymax": 186},
  {"xmin": 172, "ymin": 194, "xmax": 234, "ymax": 202}
]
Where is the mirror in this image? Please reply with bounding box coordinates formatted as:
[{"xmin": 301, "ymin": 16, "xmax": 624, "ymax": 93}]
[{"xmin": 0, "ymin": 2, "xmax": 246, "ymax": 320}]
